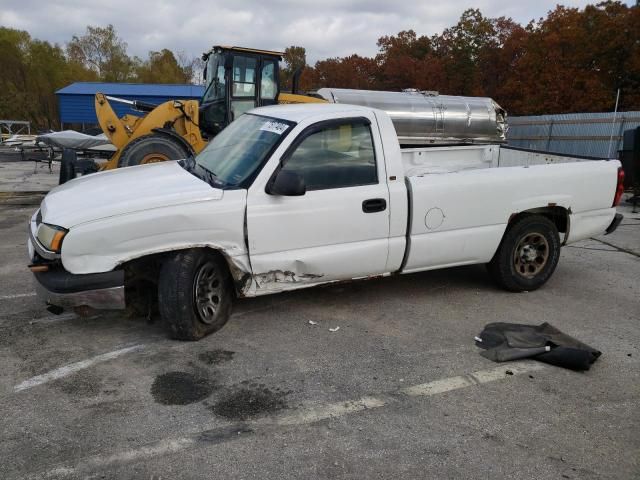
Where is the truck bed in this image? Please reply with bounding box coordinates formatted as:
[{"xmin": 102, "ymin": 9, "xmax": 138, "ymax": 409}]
[
  {"xmin": 399, "ymin": 145, "xmax": 618, "ymax": 273},
  {"xmin": 401, "ymin": 144, "xmax": 597, "ymax": 177}
]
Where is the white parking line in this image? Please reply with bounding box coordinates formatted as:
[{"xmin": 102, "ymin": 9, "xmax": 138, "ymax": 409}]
[
  {"xmin": 31, "ymin": 361, "xmax": 546, "ymax": 477},
  {"xmin": 13, "ymin": 345, "xmax": 144, "ymax": 392},
  {"xmin": 273, "ymin": 396, "xmax": 387, "ymax": 426},
  {"xmin": 400, "ymin": 363, "xmax": 546, "ymax": 397},
  {"xmin": 0, "ymin": 292, "xmax": 36, "ymax": 300}
]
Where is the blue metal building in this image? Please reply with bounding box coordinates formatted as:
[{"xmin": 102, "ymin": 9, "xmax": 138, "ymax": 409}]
[
  {"xmin": 507, "ymin": 111, "xmax": 640, "ymax": 159},
  {"xmin": 56, "ymin": 82, "xmax": 205, "ymax": 129}
]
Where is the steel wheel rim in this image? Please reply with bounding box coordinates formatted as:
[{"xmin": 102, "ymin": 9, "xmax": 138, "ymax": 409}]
[
  {"xmin": 140, "ymin": 152, "xmax": 169, "ymax": 164},
  {"xmin": 193, "ymin": 262, "xmax": 221, "ymax": 324},
  {"xmin": 513, "ymin": 232, "xmax": 549, "ymax": 278}
]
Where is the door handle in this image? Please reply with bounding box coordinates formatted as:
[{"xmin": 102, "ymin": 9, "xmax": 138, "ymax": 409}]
[{"xmin": 362, "ymin": 198, "xmax": 387, "ymax": 213}]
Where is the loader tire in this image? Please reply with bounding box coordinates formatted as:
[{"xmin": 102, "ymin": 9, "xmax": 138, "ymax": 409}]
[
  {"xmin": 158, "ymin": 249, "xmax": 233, "ymax": 341},
  {"xmin": 487, "ymin": 215, "xmax": 560, "ymax": 292},
  {"xmin": 118, "ymin": 133, "xmax": 189, "ymax": 167}
]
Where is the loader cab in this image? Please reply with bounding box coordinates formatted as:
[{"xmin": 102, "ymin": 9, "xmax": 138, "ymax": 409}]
[{"xmin": 200, "ymin": 46, "xmax": 282, "ymax": 136}]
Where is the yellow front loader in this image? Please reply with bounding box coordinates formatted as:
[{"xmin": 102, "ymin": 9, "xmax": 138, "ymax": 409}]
[{"xmin": 90, "ymin": 46, "xmax": 325, "ymax": 173}]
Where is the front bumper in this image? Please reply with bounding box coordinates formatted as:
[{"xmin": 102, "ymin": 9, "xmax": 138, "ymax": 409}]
[
  {"xmin": 33, "ymin": 266, "xmax": 125, "ymax": 311},
  {"xmin": 28, "ymin": 211, "xmax": 126, "ymax": 311}
]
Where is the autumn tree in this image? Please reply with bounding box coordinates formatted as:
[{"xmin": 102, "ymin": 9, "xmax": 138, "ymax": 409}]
[
  {"xmin": 376, "ymin": 30, "xmax": 444, "ymax": 91},
  {"xmin": 313, "ymin": 55, "xmax": 378, "ymax": 89},
  {"xmin": 501, "ymin": 1, "xmax": 639, "ymax": 114},
  {"xmin": 3, "ymin": 2, "xmax": 640, "ymax": 129}
]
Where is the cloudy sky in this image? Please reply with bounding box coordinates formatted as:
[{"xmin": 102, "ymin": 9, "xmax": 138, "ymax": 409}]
[{"xmin": 0, "ymin": 0, "xmax": 631, "ymax": 63}]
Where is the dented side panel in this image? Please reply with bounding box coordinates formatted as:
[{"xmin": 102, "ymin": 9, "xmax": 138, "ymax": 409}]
[
  {"xmin": 244, "ymin": 109, "xmax": 395, "ymax": 294},
  {"xmin": 61, "ymin": 190, "xmax": 250, "ymax": 279}
]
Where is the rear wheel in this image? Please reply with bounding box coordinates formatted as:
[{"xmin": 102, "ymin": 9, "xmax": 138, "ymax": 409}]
[
  {"xmin": 487, "ymin": 215, "xmax": 561, "ymax": 292},
  {"xmin": 118, "ymin": 133, "xmax": 189, "ymax": 167},
  {"xmin": 158, "ymin": 249, "xmax": 233, "ymax": 340}
]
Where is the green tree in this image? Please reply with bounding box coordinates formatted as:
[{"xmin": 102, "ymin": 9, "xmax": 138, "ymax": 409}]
[
  {"xmin": 433, "ymin": 9, "xmax": 497, "ymax": 95},
  {"xmin": 135, "ymin": 49, "xmax": 191, "ymax": 83},
  {"xmin": 67, "ymin": 24, "xmax": 134, "ymax": 81},
  {"xmin": 281, "ymin": 46, "xmax": 307, "ymax": 91},
  {"xmin": 0, "ymin": 27, "xmax": 96, "ymax": 129}
]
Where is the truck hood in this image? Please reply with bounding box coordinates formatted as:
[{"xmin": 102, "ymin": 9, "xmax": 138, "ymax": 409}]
[{"xmin": 41, "ymin": 161, "xmax": 223, "ymax": 228}]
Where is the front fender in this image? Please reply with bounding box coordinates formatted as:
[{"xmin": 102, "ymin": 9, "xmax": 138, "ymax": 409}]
[{"xmin": 60, "ymin": 190, "xmax": 249, "ymax": 279}]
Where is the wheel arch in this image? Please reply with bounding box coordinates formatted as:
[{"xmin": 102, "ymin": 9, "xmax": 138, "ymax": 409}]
[
  {"xmin": 150, "ymin": 127, "xmax": 196, "ymax": 156},
  {"xmin": 118, "ymin": 245, "xmax": 252, "ymax": 297},
  {"xmin": 507, "ymin": 206, "xmax": 570, "ymax": 244}
]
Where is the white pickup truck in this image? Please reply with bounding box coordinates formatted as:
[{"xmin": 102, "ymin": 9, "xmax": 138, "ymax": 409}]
[{"xmin": 28, "ymin": 104, "xmax": 625, "ymax": 340}]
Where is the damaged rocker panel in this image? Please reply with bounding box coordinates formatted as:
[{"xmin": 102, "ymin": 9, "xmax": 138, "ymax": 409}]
[{"xmin": 253, "ymin": 270, "xmax": 324, "ymax": 289}]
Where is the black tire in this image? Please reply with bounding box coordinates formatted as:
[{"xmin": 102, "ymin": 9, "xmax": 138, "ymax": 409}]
[
  {"xmin": 487, "ymin": 215, "xmax": 561, "ymax": 292},
  {"xmin": 118, "ymin": 133, "xmax": 189, "ymax": 168},
  {"xmin": 158, "ymin": 249, "xmax": 234, "ymax": 340},
  {"xmin": 58, "ymin": 148, "xmax": 77, "ymax": 185}
]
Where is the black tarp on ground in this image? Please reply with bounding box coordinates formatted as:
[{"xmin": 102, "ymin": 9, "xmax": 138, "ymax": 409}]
[{"xmin": 475, "ymin": 322, "xmax": 601, "ymax": 371}]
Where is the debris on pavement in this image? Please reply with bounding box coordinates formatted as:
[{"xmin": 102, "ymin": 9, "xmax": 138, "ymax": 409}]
[
  {"xmin": 475, "ymin": 322, "xmax": 601, "ymax": 371},
  {"xmin": 329, "ymin": 326, "xmax": 340, "ymax": 332},
  {"xmin": 308, "ymin": 320, "xmax": 318, "ymax": 325}
]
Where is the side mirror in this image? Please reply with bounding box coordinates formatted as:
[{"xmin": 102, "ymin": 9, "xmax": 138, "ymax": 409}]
[{"xmin": 268, "ymin": 170, "xmax": 306, "ymax": 196}]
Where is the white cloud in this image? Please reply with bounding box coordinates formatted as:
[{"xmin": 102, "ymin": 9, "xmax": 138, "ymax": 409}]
[{"xmin": 0, "ymin": 0, "xmax": 631, "ymax": 64}]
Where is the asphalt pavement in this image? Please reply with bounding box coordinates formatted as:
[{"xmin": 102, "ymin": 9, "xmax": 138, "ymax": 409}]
[{"xmin": 0, "ymin": 196, "xmax": 638, "ymax": 479}]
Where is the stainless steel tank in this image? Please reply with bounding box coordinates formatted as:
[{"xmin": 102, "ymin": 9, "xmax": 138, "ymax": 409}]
[{"xmin": 316, "ymin": 88, "xmax": 508, "ymax": 145}]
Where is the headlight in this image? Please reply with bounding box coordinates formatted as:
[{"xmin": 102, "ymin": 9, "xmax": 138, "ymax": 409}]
[{"xmin": 36, "ymin": 223, "xmax": 68, "ymax": 253}]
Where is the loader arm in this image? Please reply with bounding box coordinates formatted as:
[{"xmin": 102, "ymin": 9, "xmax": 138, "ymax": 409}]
[{"xmin": 95, "ymin": 93, "xmax": 207, "ymax": 170}]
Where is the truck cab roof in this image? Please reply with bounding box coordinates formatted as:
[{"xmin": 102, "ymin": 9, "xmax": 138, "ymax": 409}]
[{"xmin": 249, "ymin": 103, "xmax": 377, "ymax": 124}]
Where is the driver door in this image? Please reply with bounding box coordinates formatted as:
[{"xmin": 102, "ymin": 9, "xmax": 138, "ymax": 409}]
[{"xmin": 246, "ymin": 116, "xmax": 390, "ymax": 293}]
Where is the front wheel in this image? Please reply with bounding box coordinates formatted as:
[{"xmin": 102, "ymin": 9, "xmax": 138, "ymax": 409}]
[
  {"xmin": 158, "ymin": 249, "xmax": 234, "ymax": 340},
  {"xmin": 487, "ymin": 215, "xmax": 561, "ymax": 292},
  {"xmin": 118, "ymin": 133, "xmax": 189, "ymax": 167}
]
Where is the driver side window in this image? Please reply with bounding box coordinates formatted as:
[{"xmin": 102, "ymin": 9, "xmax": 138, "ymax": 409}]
[{"xmin": 280, "ymin": 120, "xmax": 377, "ymax": 190}]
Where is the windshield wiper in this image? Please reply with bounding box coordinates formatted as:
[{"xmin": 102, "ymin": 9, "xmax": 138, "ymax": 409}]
[
  {"xmin": 197, "ymin": 163, "xmax": 229, "ymax": 188},
  {"xmin": 179, "ymin": 155, "xmax": 228, "ymax": 187}
]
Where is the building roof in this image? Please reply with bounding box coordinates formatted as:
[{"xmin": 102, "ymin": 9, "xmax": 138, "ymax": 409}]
[{"xmin": 56, "ymin": 82, "xmax": 205, "ymax": 98}]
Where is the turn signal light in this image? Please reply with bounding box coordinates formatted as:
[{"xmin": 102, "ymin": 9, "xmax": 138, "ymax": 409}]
[{"xmin": 50, "ymin": 231, "xmax": 66, "ymax": 252}]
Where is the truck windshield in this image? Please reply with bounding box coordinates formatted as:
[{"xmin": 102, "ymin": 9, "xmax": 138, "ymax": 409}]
[
  {"xmin": 194, "ymin": 114, "xmax": 295, "ymax": 187},
  {"xmin": 202, "ymin": 53, "xmax": 226, "ymax": 103}
]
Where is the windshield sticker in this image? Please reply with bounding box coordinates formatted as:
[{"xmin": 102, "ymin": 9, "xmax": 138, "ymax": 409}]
[{"xmin": 260, "ymin": 121, "xmax": 289, "ymax": 135}]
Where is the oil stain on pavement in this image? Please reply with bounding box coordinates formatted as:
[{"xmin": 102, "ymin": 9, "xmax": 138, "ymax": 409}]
[
  {"xmin": 209, "ymin": 383, "xmax": 289, "ymax": 420},
  {"xmin": 198, "ymin": 349, "xmax": 235, "ymax": 366},
  {"xmin": 151, "ymin": 371, "xmax": 216, "ymax": 405}
]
